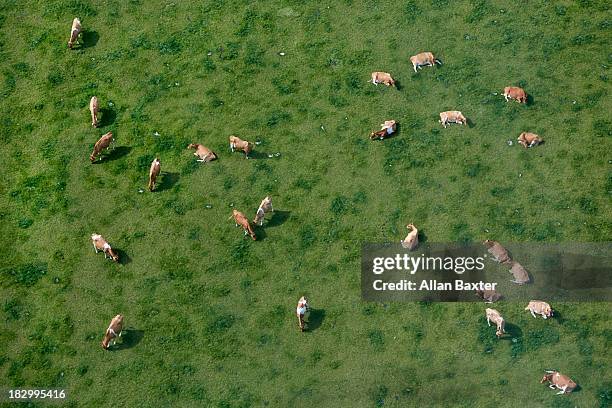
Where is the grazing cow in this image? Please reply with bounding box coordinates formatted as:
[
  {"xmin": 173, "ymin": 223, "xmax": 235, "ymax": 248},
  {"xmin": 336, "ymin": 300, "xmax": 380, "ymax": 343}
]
[
  {"xmin": 485, "ymin": 308, "xmax": 506, "ymax": 338},
  {"xmin": 101, "ymin": 314, "xmax": 124, "ymax": 350},
  {"xmin": 296, "ymin": 296, "xmax": 309, "ymax": 332},
  {"xmin": 148, "ymin": 158, "xmax": 161, "ymax": 192},
  {"xmin": 476, "ymin": 289, "xmax": 502, "ymax": 303},
  {"xmin": 517, "ymin": 132, "xmax": 543, "ymax": 148},
  {"xmin": 401, "ymin": 224, "xmax": 419, "ymax": 250},
  {"xmin": 253, "ymin": 196, "xmax": 273, "ymax": 226},
  {"xmin": 68, "ymin": 18, "xmax": 81, "ymax": 49},
  {"xmin": 229, "ymin": 135, "xmax": 252, "ymax": 158},
  {"xmin": 370, "ymin": 120, "xmax": 397, "ymax": 140},
  {"xmin": 483, "ymin": 240, "xmax": 512, "ymax": 264},
  {"xmin": 439, "ymin": 111, "xmax": 467, "ymax": 128},
  {"xmin": 231, "ymin": 209, "xmax": 256, "ymax": 240},
  {"xmin": 509, "ymin": 261, "xmax": 530, "ymax": 284},
  {"xmin": 371, "ymin": 72, "xmax": 395, "ymax": 86},
  {"xmin": 541, "ymin": 371, "xmax": 577, "ymax": 395},
  {"xmin": 90, "ymin": 132, "xmax": 114, "ymax": 162},
  {"xmin": 503, "ymin": 86, "xmax": 527, "ymax": 103},
  {"xmin": 525, "ymin": 300, "xmax": 553, "ymax": 319},
  {"xmin": 90, "ymin": 96, "xmax": 99, "ymax": 127},
  {"xmin": 187, "ymin": 143, "xmax": 217, "ymax": 163},
  {"xmin": 410, "ymin": 52, "xmax": 441, "ymax": 73},
  {"xmin": 91, "ymin": 233, "xmax": 119, "ymax": 262}
]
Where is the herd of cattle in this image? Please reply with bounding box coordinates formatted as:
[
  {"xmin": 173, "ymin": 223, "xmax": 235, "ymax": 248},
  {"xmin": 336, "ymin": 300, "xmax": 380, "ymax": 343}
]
[{"xmin": 68, "ymin": 18, "xmax": 575, "ymax": 395}]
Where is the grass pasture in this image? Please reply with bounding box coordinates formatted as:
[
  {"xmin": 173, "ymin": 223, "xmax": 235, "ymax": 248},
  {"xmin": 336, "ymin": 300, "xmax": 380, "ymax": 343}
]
[{"xmin": 1, "ymin": 0, "xmax": 611, "ymax": 406}]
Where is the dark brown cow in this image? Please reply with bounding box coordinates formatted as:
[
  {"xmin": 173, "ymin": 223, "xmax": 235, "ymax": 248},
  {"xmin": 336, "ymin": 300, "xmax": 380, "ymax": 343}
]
[{"xmin": 148, "ymin": 158, "xmax": 161, "ymax": 191}]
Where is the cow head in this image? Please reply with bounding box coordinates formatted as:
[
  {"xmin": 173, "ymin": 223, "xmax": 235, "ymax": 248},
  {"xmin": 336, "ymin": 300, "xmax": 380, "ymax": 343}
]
[
  {"xmin": 187, "ymin": 143, "xmax": 196, "ymax": 150},
  {"xmin": 540, "ymin": 374, "xmax": 553, "ymax": 384},
  {"xmin": 495, "ymin": 327, "xmax": 504, "ymax": 338},
  {"xmin": 107, "ymin": 247, "xmax": 120, "ymax": 263}
]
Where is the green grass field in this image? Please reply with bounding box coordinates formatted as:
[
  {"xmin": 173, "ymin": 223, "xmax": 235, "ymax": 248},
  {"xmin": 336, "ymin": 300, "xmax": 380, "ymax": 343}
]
[{"xmin": 1, "ymin": 0, "xmax": 611, "ymax": 406}]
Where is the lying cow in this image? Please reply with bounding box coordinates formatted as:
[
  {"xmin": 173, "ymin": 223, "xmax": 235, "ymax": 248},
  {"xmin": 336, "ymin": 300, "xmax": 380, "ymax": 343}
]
[
  {"xmin": 229, "ymin": 135, "xmax": 252, "ymax": 158},
  {"xmin": 91, "ymin": 233, "xmax": 119, "ymax": 262},
  {"xmin": 68, "ymin": 18, "xmax": 81, "ymax": 49},
  {"xmin": 541, "ymin": 371, "xmax": 577, "ymax": 395},
  {"xmin": 483, "ymin": 240, "xmax": 511, "ymax": 264},
  {"xmin": 410, "ymin": 52, "xmax": 441, "ymax": 73},
  {"xmin": 525, "ymin": 300, "xmax": 553, "ymax": 319},
  {"xmin": 401, "ymin": 224, "xmax": 419, "ymax": 250},
  {"xmin": 231, "ymin": 209, "xmax": 256, "ymax": 240},
  {"xmin": 253, "ymin": 196, "xmax": 273, "ymax": 226},
  {"xmin": 439, "ymin": 111, "xmax": 467, "ymax": 128},
  {"xmin": 485, "ymin": 308, "xmax": 506, "ymax": 338},
  {"xmin": 101, "ymin": 314, "xmax": 124, "ymax": 350},
  {"xmin": 509, "ymin": 261, "xmax": 530, "ymax": 284},
  {"xmin": 503, "ymin": 86, "xmax": 527, "ymax": 103},
  {"xmin": 90, "ymin": 96, "xmax": 99, "ymax": 127},
  {"xmin": 90, "ymin": 132, "xmax": 114, "ymax": 162},
  {"xmin": 296, "ymin": 296, "xmax": 309, "ymax": 332},
  {"xmin": 371, "ymin": 72, "xmax": 395, "ymax": 87},
  {"xmin": 148, "ymin": 158, "xmax": 161, "ymax": 192},
  {"xmin": 187, "ymin": 143, "xmax": 217, "ymax": 163},
  {"xmin": 517, "ymin": 132, "xmax": 543, "ymax": 148},
  {"xmin": 476, "ymin": 289, "xmax": 502, "ymax": 303},
  {"xmin": 370, "ymin": 120, "xmax": 397, "ymax": 140}
]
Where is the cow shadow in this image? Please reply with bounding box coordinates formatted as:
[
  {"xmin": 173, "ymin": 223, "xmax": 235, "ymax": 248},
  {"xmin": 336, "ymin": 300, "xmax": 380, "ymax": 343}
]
[
  {"xmin": 116, "ymin": 248, "xmax": 132, "ymax": 265},
  {"xmin": 418, "ymin": 229, "xmax": 429, "ymax": 244},
  {"xmin": 466, "ymin": 118, "xmax": 475, "ymax": 128},
  {"xmin": 112, "ymin": 329, "xmax": 144, "ymax": 351},
  {"xmin": 253, "ymin": 225, "xmax": 267, "ymax": 241},
  {"xmin": 525, "ymin": 94, "xmax": 535, "ymax": 106},
  {"xmin": 502, "ymin": 322, "xmax": 523, "ymax": 339},
  {"xmin": 104, "ymin": 146, "xmax": 132, "ymax": 162},
  {"xmin": 552, "ymin": 309, "xmax": 565, "ymax": 324},
  {"xmin": 249, "ymin": 151, "xmax": 275, "ymax": 160},
  {"xmin": 306, "ymin": 308, "xmax": 325, "ymax": 332},
  {"xmin": 266, "ymin": 210, "xmax": 290, "ymax": 228},
  {"xmin": 394, "ymin": 80, "xmax": 403, "ymax": 91},
  {"xmin": 99, "ymin": 107, "xmax": 117, "ymax": 127},
  {"xmin": 81, "ymin": 31, "xmax": 99, "ymax": 49},
  {"xmin": 156, "ymin": 172, "xmax": 180, "ymax": 192}
]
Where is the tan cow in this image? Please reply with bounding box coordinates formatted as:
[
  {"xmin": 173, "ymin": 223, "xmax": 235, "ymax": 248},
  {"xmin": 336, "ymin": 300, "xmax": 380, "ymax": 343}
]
[
  {"xmin": 525, "ymin": 300, "xmax": 553, "ymax": 319},
  {"xmin": 296, "ymin": 296, "xmax": 309, "ymax": 332},
  {"xmin": 485, "ymin": 308, "xmax": 506, "ymax": 338},
  {"xmin": 401, "ymin": 224, "xmax": 419, "ymax": 250},
  {"xmin": 509, "ymin": 261, "xmax": 530, "ymax": 284},
  {"xmin": 476, "ymin": 289, "xmax": 502, "ymax": 303},
  {"xmin": 231, "ymin": 209, "xmax": 256, "ymax": 240},
  {"xmin": 229, "ymin": 135, "xmax": 252, "ymax": 158},
  {"xmin": 503, "ymin": 86, "xmax": 527, "ymax": 103},
  {"xmin": 517, "ymin": 132, "xmax": 543, "ymax": 148},
  {"xmin": 68, "ymin": 18, "xmax": 81, "ymax": 49},
  {"xmin": 410, "ymin": 52, "xmax": 441, "ymax": 73},
  {"xmin": 91, "ymin": 233, "xmax": 119, "ymax": 262},
  {"xmin": 148, "ymin": 158, "xmax": 161, "ymax": 191},
  {"xmin": 101, "ymin": 314, "xmax": 124, "ymax": 349},
  {"xmin": 89, "ymin": 132, "xmax": 114, "ymax": 162},
  {"xmin": 90, "ymin": 96, "xmax": 99, "ymax": 127},
  {"xmin": 253, "ymin": 196, "xmax": 273, "ymax": 226},
  {"xmin": 371, "ymin": 72, "xmax": 395, "ymax": 86},
  {"xmin": 541, "ymin": 371, "xmax": 577, "ymax": 394},
  {"xmin": 483, "ymin": 240, "xmax": 512, "ymax": 264},
  {"xmin": 439, "ymin": 111, "xmax": 467, "ymax": 128},
  {"xmin": 187, "ymin": 143, "xmax": 217, "ymax": 163},
  {"xmin": 370, "ymin": 120, "xmax": 397, "ymax": 140}
]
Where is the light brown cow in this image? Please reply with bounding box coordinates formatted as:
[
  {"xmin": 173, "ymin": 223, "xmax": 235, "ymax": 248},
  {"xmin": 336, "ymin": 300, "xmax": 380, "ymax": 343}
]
[
  {"xmin": 410, "ymin": 52, "xmax": 441, "ymax": 73},
  {"xmin": 371, "ymin": 72, "xmax": 395, "ymax": 86},
  {"xmin": 90, "ymin": 96, "xmax": 99, "ymax": 127},
  {"xmin": 253, "ymin": 196, "xmax": 273, "ymax": 226},
  {"xmin": 296, "ymin": 296, "xmax": 309, "ymax": 332},
  {"xmin": 476, "ymin": 289, "xmax": 502, "ymax": 303},
  {"xmin": 483, "ymin": 240, "xmax": 512, "ymax": 264},
  {"xmin": 509, "ymin": 261, "xmax": 530, "ymax": 284},
  {"xmin": 231, "ymin": 209, "xmax": 256, "ymax": 240},
  {"xmin": 91, "ymin": 233, "xmax": 119, "ymax": 262},
  {"xmin": 101, "ymin": 314, "xmax": 124, "ymax": 350},
  {"xmin": 68, "ymin": 18, "xmax": 81, "ymax": 49},
  {"xmin": 541, "ymin": 371, "xmax": 577, "ymax": 394},
  {"xmin": 148, "ymin": 158, "xmax": 161, "ymax": 192},
  {"xmin": 89, "ymin": 132, "xmax": 114, "ymax": 162},
  {"xmin": 525, "ymin": 300, "xmax": 553, "ymax": 319},
  {"xmin": 401, "ymin": 224, "xmax": 419, "ymax": 250},
  {"xmin": 503, "ymin": 86, "xmax": 527, "ymax": 103},
  {"xmin": 485, "ymin": 308, "xmax": 506, "ymax": 338},
  {"xmin": 187, "ymin": 143, "xmax": 217, "ymax": 163},
  {"xmin": 229, "ymin": 135, "xmax": 252, "ymax": 158},
  {"xmin": 517, "ymin": 132, "xmax": 543, "ymax": 148},
  {"xmin": 370, "ymin": 120, "xmax": 397, "ymax": 140},
  {"xmin": 439, "ymin": 111, "xmax": 467, "ymax": 128}
]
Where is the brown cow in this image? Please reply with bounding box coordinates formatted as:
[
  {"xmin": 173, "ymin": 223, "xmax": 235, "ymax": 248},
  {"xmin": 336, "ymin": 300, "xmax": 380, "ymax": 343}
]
[
  {"xmin": 439, "ymin": 111, "xmax": 467, "ymax": 128},
  {"xmin": 148, "ymin": 158, "xmax": 161, "ymax": 191},
  {"xmin": 483, "ymin": 240, "xmax": 512, "ymax": 265},
  {"xmin": 90, "ymin": 96, "xmax": 99, "ymax": 127},
  {"xmin": 229, "ymin": 135, "xmax": 252, "ymax": 158},
  {"xmin": 370, "ymin": 120, "xmax": 397, "ymax": 140},
  {"xmin": 517, "ymin": 132, "xmax": 543, "ymax": 148},
  {"xmin": 90, "ymin": 132, "xmax": 114, "ymax": 162},
  {"xmin": 401, "ymin": 224, "xmax": 419, "ymax": 250},
  {"xmin": 91, "ymin": 233, "xmax": 119, "ymax": 262},
  {"xmin": 253, "ymin": 196, "xmax": 273, "ymax": 226},
  {"xmin": 410, "ymin": 52, "xmax": 441, "ymax": 73},
  {"xmin": 187, "ymin": 143, "xmax": 217, "ymax": 163},
  {"xmin": 541, "ymin": 371, "xmax": 577, "ymax": 394},
  {"xmin": 476, "ymin": 289, "xmax": 502, "ymax": 303},
  {"xmin": 485, "ymin": 308, "xmax": 506, "ymax": 338},
  {"xmin": 68, "ymin": 18, "xmax": 81, "ymax": 49},
  {"xmin": 503, "ymin": 86, "xmax": 527, "ymax": 103},
  {"xmin": 231, "ymin": 209, "xmax": 256, "ymax": 240},
  {"xmin": 371, "ymin": 72, "xmax": 395, "ymax": 86},
  {"xmin": 508, "ymin": 261, "xmax": 530, "ymax": 284},
  {"xmin": 296, "ymin": 296, "xmax": 309, "ymax": 332},
  {"xmin": 525, "ymin": 300, "xmax": 553, "ymax": 319},
  {"xmin": 101, "ymin": 314, "xmax": 124, "ymax": 349}
]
